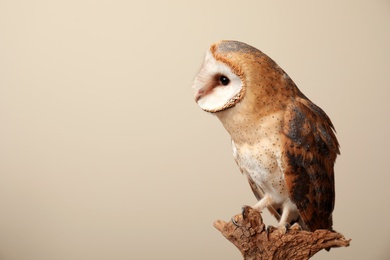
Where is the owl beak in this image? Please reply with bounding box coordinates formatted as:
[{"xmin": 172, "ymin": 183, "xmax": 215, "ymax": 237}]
[
  {"xmin": 195, "ymin": 84, "xmax": 213, "ymax": 103},
  {"xmin": 195, "ymin": 89, "xmax": 204, "ymax": 102}
]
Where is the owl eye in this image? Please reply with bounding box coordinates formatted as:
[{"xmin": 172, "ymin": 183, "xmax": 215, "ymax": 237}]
[{"xmin": 219, "ymin": 75, "xmax": 230, "ymax": 86}]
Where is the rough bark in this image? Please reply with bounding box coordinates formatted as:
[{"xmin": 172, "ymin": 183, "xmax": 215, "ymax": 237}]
[{"xmin": 214, "ymin": 206, "xmax": 350, "ymax": 260}]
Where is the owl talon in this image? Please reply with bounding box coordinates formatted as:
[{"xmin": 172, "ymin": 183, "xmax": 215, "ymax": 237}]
[
  {"xmin": 285, "ymin": 223, "xmax": 291, "ymax": 233},
  {"xmin": 265, "ymin": 225, "xmax": 274, "ymax": 235},
  {"xmin": 241, "ymin": 205, "xmax": 249, "ymax": 219},
  {"xmin": 290, "ymin": 222, "xmax": 301, "ymax": 231},
  {"xmin": 278, "ymin": 223, "xmax": 290, "ymax": 234},
  {"xmin": 231, "ymin": 216, "xmax": 241, "ymax": 227}
]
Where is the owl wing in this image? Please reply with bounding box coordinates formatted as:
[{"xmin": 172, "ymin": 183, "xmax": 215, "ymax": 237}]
[{"xmin": 281, "ymin": 96, "xmax": 339, "ymax": 231}]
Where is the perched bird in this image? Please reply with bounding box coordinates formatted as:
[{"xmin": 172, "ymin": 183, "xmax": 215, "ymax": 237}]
[{"xmin": 193, "ymin": 40, "xmax": 339, "ymax": 232}]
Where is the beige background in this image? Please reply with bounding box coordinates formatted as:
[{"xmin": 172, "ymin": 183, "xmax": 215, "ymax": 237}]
[{"xmin": 0, "ymin": 1, "xmax": 389, "ymax": 259}]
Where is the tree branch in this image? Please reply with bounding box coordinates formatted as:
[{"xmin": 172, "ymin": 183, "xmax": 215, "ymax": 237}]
[{"xmin": 214, "ymin": 206, "xmax": 350, "ymax": 260}]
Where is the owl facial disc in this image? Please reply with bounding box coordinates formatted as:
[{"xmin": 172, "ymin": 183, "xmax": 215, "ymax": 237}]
[{"xmin": 193, "ymin": 50, "xmax": 243, "ymax": 113}]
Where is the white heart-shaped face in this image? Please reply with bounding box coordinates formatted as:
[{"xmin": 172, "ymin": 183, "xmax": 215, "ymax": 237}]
[{"xmin": 193, "ymin": 50, "xmax": 243, "ymax": 112}]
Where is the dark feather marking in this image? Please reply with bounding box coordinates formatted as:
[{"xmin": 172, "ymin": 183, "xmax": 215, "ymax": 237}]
[{"xmin": 282, "ymin": 97, "xmax": 339, "ymax": 231}]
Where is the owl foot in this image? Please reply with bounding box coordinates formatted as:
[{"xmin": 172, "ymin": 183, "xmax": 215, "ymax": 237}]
[
  {"xmin": 231, "ymin": 205, "xmax": 253, "ymax": 227},
  {"xmin": 231, "ymin": 216, "xmax": 241, "ymax": 227},
  {"xmin": 231, "ymin": 205, "xmax": 252, "ymax": 226},
  {"xmin": 277, "ymin": 222, "xmax": 301, "ymax": 234},
  {"xmin": 265, "ymin": 225, "xmax": 275, "ymax": 236},
  {"xmin": 289, "ymin": 222, "xmax": 301, "ymax": 231},
  {"xmin": 278, "ymin": 223, "xmax": 290, "ymax": 234},
  {"xmin": 241, "ymin": 205, "xmax": 250, "ymax": 219}
]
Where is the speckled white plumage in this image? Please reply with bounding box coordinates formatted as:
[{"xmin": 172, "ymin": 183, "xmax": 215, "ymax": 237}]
[{"xmin": 231, "ymin": 139, "xmax": 299, "ymax": 227}]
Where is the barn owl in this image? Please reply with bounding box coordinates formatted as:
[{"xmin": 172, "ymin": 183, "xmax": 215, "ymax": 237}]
[{"xmin": 193, "ymin": 40, "xmax": 339, "ymax": 232}]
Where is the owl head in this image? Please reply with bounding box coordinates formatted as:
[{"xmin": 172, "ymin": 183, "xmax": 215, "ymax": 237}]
[{"xmin": 193, "ymin": 40, "xmax": 297, "ymax": 114}]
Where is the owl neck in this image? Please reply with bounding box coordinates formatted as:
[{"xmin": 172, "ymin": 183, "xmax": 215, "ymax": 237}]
[{"xmin": 215, "ymin": 102, "xmax": 285, "ymax": 145}]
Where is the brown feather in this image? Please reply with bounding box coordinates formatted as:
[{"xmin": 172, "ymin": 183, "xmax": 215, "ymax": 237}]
[{"xmin": 282, "ymin": 95, "xmax": 339, "ymax": 231}]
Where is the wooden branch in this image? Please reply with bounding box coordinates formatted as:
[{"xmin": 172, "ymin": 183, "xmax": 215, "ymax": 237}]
[{"xmin": 214, "ymin": 206, "xmax": 350, "ymax": 260}]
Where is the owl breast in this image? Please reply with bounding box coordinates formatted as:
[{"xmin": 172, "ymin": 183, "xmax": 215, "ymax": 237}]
[{"xmin": 232, "ymin": 140, "xmax": 291, "ymax": 207}]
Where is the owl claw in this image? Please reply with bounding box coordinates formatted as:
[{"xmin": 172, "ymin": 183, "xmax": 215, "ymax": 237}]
[
  {"xmin": 278, "ymin": 223, "xmax": 290, "ymax": 234},
  {"xmin": 284, "ymin": 223, "xmax": 290, "ymax": 233},
  {"xmin": 241, "ymin": 206, "xmax": 247, "ymax": 219},
  {"xmin": 241, "ymin": 205, "xmax": 251, "ymax": 219},
  {"xmin": 231, "ymin": 205, "xmax": 252, "ymax": 227},
  {"xmin": 231, "ymin": 216, "xmax": 241, "ymax": 227},
  {"xmin": 290, "ymin": 222, "xmax": 301, "ymax": 231},
  {"xmin": 265, "ymin": 225, "xmax": 274, "ymax": 235}
]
